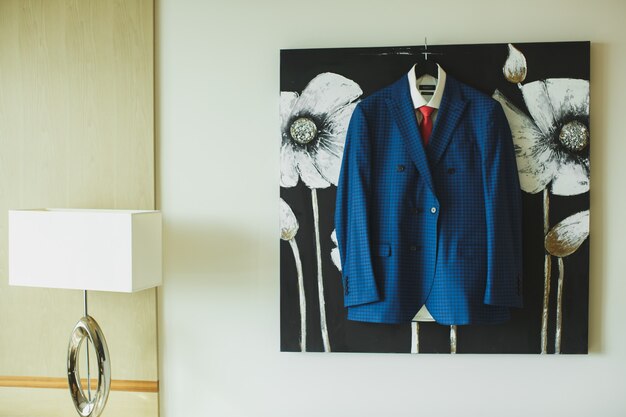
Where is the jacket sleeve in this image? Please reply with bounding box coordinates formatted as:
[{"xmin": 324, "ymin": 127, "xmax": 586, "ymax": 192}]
[
  {"xmin": 479, "ymin": 103, "xmax": 524, "ymax": 308},
  {"xmin": 334, "ymin": 104, "xmax": 380, "ymax": 307}
]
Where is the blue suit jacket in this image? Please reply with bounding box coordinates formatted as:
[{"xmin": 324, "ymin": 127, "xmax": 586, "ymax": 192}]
[{"xmin": 335, "ymin": 73, "xmax": 523, "ymax": 325}]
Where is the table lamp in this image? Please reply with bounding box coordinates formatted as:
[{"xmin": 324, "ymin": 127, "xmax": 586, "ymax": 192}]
[{"xmin": 8, "ymin": 208, "xmax": 162, "ymax": 417}]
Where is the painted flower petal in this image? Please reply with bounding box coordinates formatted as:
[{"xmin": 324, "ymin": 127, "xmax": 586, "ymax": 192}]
[
  {"xmin": 544, "ymin": 78, "xmax": 589, "ymax": 121},
  {"xmin": 324, "ymin": 101, "xmax": 358, "ymax": 138},
  {"xmin": 493, "ymin": 90, "xmax": 554, "ymax": 194},
  {"xmin": 280, "ymin": 91, "xmax": 299, "ymax": 133},
  {"xmin": 330, "ymin": 230, "xmax": 341, "ymax": 271},
  {"xmin": 517, "ymin": 170, "xmax": 550, "ymax": 194},
  {"xmin": 311, "ymin": 136, "xmax": 344, "ymax": 186},
  {"xmin": 521, "ymin": 80, "xmax": 557, "ymax": 136},
  {"xmin": 295, "ymin": 148, "xmax": 330, "ymax": 189},
  {"xmin": 280, "ymin": 142, "xmax": 299, "ymax": 188},
  {"xmin": 309, "ymin": 103, "xmax": 356, "ymax": 185},
  {"xmin": 545, "ymin": 210, "xmax": 589, "ymax": 257},
  {"xmin": 518, "ymin": 143, "xmax": 558, "ymax": 194},
  {"xmin": 279, "ymin": 198, "xmax": 299, "ymax": 241},
  {"xmin": 551, "ymin": 157, "xmax": 589, "ymax": 196},
  {"xmin": 331, "ymin": 247, "xmax": 342, "ymax": 271},
  {"xmin": 502, "ymin": 44, "xmax": 527, "ymax": 83},
  {"xmin": 290, "ymin": 72, "xmax": 362, "ymax": 119},
  {"xmin": 493, "ymin": 90, "xmax": 542, "ymax": 148}
]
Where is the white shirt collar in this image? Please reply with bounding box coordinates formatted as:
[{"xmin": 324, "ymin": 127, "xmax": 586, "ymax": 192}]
[{"xmin": 407, "ymin": 63, "xmax": 446, "ymax": 109}]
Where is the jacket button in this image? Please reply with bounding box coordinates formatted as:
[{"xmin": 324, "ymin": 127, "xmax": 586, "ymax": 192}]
[
  {"xmin": 430, "ymin": 207, "xmax": 437, "ymax": 214},
  {"xmin": 397, "ymin": 165, "xmax": 405, "ymax": 172},
  {"xmin": 410, "ymin": 245, "xmax": 418, "ymax": 251}
]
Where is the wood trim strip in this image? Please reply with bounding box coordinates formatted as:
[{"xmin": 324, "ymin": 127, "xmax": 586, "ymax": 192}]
[{"xmin": 0, "ymin": 376, "xmax": 158, "ymax": 393}]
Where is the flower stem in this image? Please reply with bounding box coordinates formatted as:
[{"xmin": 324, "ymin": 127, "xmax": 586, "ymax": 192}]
[
  {"xmin": 311, "ymin": 189, "xmax": 331, "ymax": 352},
  {"xmin": 541, "ymin": 188, "xmax": 551, "ymax": 354},
  {"xmin": 450, "ymin": 325, "xmax": 457, "ymax": 354},
  {"xmin": 555, "ymin": 257, "xmax": 565, "ymax": 354},
  {"xmin": 288, "ymin": 238, "xmax": 306, "ymax": 352},
  {"xmin": 411, "ymin": 322, "xmax": 419, "ymax": 354}
]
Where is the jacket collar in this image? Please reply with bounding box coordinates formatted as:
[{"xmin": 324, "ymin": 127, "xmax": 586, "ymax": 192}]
[{"xmin": 386, "ymin": 68, "xmax": 468, "ymax": 193}]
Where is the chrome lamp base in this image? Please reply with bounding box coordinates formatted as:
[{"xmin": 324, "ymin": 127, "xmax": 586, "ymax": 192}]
[{"xmin": 66, "ymin": 292, "xmax": 111, "ymax": 417}]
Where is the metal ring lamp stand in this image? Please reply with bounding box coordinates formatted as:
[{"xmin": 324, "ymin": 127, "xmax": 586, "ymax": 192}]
[{"xmin": 67, "ymin": 291, "xmax": 111, "ymax": 417}]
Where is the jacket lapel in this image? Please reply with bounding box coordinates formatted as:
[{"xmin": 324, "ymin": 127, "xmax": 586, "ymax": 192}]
[
  {"xmin": 386, "ymin": 77, "xmax": 435, "ymax": 194},
  {"xmin": 427, "ymin": 75, "xmax": 468, "ymax": 168}
]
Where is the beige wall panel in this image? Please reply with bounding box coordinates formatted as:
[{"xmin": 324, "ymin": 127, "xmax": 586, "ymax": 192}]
[
  {"xmin": 0, "ymin": 388, "xmax": 158, "ymax": 417},
  {"xmin": 0, "ymin": 0, "xmax": 158, "ymax": 412}
]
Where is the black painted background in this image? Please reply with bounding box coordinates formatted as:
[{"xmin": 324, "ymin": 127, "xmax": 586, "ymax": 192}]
[{"xmin": 280, "ymin": 41, "xmax": 590, "ymax": 354}]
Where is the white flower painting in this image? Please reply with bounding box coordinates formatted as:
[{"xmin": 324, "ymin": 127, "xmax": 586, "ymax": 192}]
[
  {"xmin": 280, "ymin": 198, "xmax": 306, "ymax": 352},
  {"xmin": 495, "ymin": 44, "xmax": 590, "ymax": 354},
  {"xmin": 280, "ymin": 72, "xmax": 362, "ymax": 352},
  {"xmin": 494, "ymin": 79, "xmax": 589, "ymax": 196},
  {"xmin": 280, "ymin": 72, "xmax": 362, "ymax": 188}
]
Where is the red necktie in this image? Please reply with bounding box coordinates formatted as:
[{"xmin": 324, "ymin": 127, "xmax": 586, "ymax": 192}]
[{"xmin": 418, "ymin": 105, "xmax": 434, "ymax": 145}]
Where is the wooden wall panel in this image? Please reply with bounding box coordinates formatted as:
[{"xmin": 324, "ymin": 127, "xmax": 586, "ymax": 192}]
[
  {"xmin": 0, "ymin": 0, "xmax": 157, "ymax": 415},
  {"xmin": 0, "ymin": 388, "xmax": 158, "ymax": 417}
]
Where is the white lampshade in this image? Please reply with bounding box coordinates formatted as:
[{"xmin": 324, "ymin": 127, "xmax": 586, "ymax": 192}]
[{"xmin": 8, "ymin": 209, "xmax": 162, "ymax": 292}]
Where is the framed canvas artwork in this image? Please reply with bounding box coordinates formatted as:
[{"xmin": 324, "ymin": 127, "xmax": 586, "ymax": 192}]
[{"xmin": 280, "ymin": 41, "xmax": 590, "ymax": 354}]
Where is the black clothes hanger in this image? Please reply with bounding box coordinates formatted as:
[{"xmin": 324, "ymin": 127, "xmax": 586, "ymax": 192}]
[
  {"xmin": 415, "ymin": 38, "xmax": 439, "ymax": 77},
  {"xmin": 414, "ymin": 37, "xmax": 442, "ymax": 96}
]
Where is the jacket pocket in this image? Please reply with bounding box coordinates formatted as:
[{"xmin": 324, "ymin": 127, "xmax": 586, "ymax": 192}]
[{"xmin": 377, "ymin": 243, "xmax": 391, "ymax": 257}]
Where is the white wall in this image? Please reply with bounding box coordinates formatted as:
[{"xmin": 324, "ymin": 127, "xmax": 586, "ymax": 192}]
[{"xmin": 156, "ymin": 0, "xmax": 626, "ymax": 416}]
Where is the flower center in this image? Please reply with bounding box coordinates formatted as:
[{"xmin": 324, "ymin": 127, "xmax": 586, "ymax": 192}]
[
  {"xmin": 290, "ymin": 117, "xmax": 317, "ymax": 145},
  {"xmin": 558, "ymin": 120, "xmax": 589, "ymax": 152}
]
